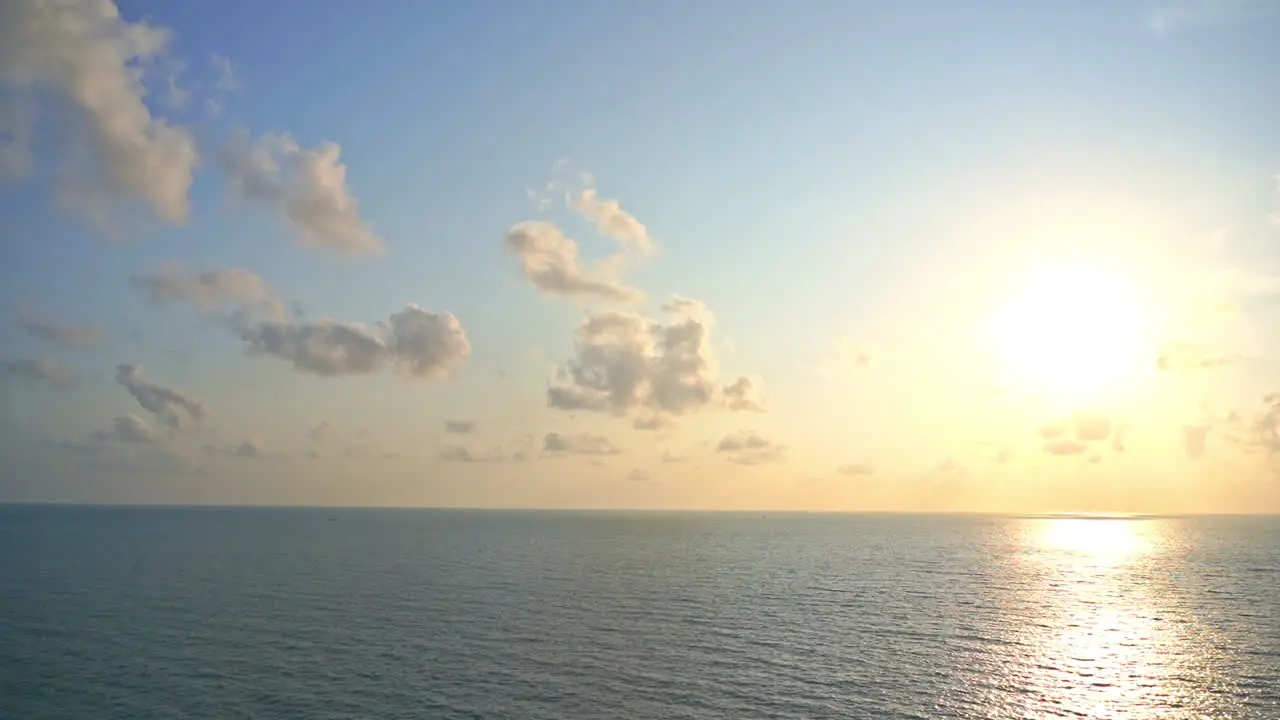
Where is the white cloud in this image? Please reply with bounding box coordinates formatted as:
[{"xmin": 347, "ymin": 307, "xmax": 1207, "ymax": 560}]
[
  {"xmin": 92, "ymin": 415, "xmax": 157, "ymax": 444},
  {"xmin": 239, "ymin": 304, "xmax": 470, "ymax": 379},
  {"xmin": 0, "ymin": 357, "xmax": 75, "ymax": 389},
  {"xmin": 543, "ymin": 432, "xmax": 620, "ymax": 456},
  {"xmin": 505, "ymin": 221, "xmax": 642, "ymax": 301},
  {"xmin": 569, "ymin": 186, "xmax": 653, "ymax": 253},
  {"xmin": 717, "ymin": 431, "xmax": 784, "ymax": 465},
  {"xmin": 18, "ymin": 307, "xmax": 106, "ymax": 347},
  {"xmin": 547, "ymin": 298, "xmax": 762, "ymax": 426},
  {"xmin": 205, "ymin": 53, "xmax": 241, "ymax": 114},
  {"xmin": 131, "ymin": 262, "xmax": 287, "ymax": 322},
  {"xmin": 115, "ymin": 363, "xmax": 205, "ymax": 428},
  {"xmin": 0, "ymin": 0, "xmax": 198, "ymax": 226},
  {"xmin": 220, "ymin": 129, "xmax": 385, "ymax": 256}
]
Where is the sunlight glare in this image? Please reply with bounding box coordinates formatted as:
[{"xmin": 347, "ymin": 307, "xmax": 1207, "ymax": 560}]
[
  {"xmin": 991, "ymin": 262, "xmax": 1153, "ymax": 403},
  {"xmin": 1037, "ymin": 517, "xmax": 1151, "ymax": 567}
]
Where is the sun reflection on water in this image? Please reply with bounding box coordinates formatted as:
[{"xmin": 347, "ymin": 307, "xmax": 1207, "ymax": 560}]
[
  {"xmin": 995, "ymin": 517, "xmax": 1216, "ymax": 718},
  {"xmin": 1036, "ymin": 516, "xmax": 1153, "ymax": 568}
]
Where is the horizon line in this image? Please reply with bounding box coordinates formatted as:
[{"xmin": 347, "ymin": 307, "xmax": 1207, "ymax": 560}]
[{"xmin": 1, "ymin": 501, "xmax": 1276, "ymax": 518}]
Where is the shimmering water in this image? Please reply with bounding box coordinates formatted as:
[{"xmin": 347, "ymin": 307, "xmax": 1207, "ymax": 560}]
[{"xmin": 2, "ymin": 507, "xmax": 1278, "ymax": 719}]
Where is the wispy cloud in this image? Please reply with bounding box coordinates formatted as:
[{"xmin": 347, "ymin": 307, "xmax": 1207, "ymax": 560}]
[
  {"xmin": 221, "ymin": 129, "xmax": 385, "ymax": 256},
  {"xmin": 1183, "ymin": 425, "xmax": 1210, "ymax": 460},
  {"xmin": 505, "ymin": 221, "xmax": 642, "ymax": 302},
  {"xmin": 837, "ymin": 462, "xmax": 875, "ymax": 477},
  {"xmin": 1157, "ymin": 342, "xmax": 1239, "ymax": 372},
  {"xmin": 1044, "ymin": 439, "xmax": 1087, "ymax": 456},
  {"xmin": 92, "ymin": 415, "xmax": 158, "ymax": 444},
  {"xmin": 717, "ymin": 431, "xmax": 785, "ymax": 465},
  {"xmin": 203, "ymin": 440, "xmax": 263, "ymax": 459},
  {"xmin": 1145, "ymin": 0, "xmax": 1280, "ymax": 36},
  {"xmin": 542, "ymin": 432, "xmax": 620, "ymax": 456},
  {"xmin": 115, "ymin": 364, "xmax": 206, "ymax": 428},
  {"xmin": 132, "ymin": 262, "xmax": 287, "ymax": 323},
  {"xmin": 18, "ymin": 308, "xmax": 106, "ymax": 347},
  {"xmin": 0, "ymin": 358, "xmax": 76, "ymax": 389},
  {"xmin": 568, "ymin": 184, "xmax": 653, "ymax": 254}
]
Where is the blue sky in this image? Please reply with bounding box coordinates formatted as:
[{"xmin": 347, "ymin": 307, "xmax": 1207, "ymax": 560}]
[{"xmin": 3, "ymin": 0, "xmax": 1280, "ymax": 511}]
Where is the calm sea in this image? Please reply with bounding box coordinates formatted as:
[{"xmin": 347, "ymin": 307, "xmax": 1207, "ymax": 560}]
[{"xmin": 1, "ymin": 506, "xmax": 1278, "ymax": 719}]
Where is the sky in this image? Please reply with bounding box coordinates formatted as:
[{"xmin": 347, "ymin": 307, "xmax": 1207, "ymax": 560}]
[{"xmin": 2, "ymin": 0, "xmax": 1280, "ymax": 512}]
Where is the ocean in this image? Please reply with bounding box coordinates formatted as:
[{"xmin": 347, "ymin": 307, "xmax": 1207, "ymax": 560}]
[{"xmin": 1, "ymin": 506, "xmax": 1277, "ymax": 719}]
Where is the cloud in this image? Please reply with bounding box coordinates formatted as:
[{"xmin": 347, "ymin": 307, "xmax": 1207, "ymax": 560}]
[
  {"xmin": 1088, "ymin": 453, "xmax": 1103, "ymax": 464},
  {"xmin": 722, "ymin": 375, "xmax": 766, "ymax": 413},
  {"xmin": 627, "ymin": 469, "xmax": 654, "ymax": 485},
  {"xmin": 661, "ymin": 450, "xmax": 685, "ymax": 463},
  {"xmin": 0, "ymin": 0, "xmax": 197, "ymax": 227},
  {"xmin": 438, "ymin": 440, "xmax": 532, "ymax": 463},
  {"xmin": 445, "ymin": 420, "xmax": 476, "ymax": 435},
  {"xmin": 221, "ymin": 129, "xmax": 385, "ymax": 256},
  {"xmin": 0, "ymin": 357, "xmax": 75, "ymax": 389},
  {"xmin": 837, "ymin": 462, "xmax": 875, "ymax": 477},
  {"xmin": 91, "ymin": 415, "xmax": 156, "ymax": 444},
  {"xmin": 997, "ymin": 446, "xmax": 1014, "ymax": 464},
  {"xmin": 114, "ymin": 364, "xmax": 205, "ymax": 428},
  {"xmin": 505, "ymin": 221, "xmax": 642, "ymax": 301},
  {"xmin": 439, "ymin": 445, "xmax": 480, "ymax": 462},
  {"xmin": 1183, "ymin": 425, "xmax": 1210, "ymax": 460},
  {"xmin": 239, "ymin": 304, "xmax": 470, "ymax": 379},
  {"xmin": 306, "ymin": 421, "xmax": 329, "ymax": 445},
  {"xmin": 131, "ymin": 262, "xmax": 287, "ymax": 322},
  {"xmin": 0, "ymin": 98, "xmax": 31, "ymax": 182},
  {"xmin": 569, "ymin": 186, "xmax": 653, "ymax": 253},
  {"xmin": 547, "ymin": 298, "xmax": 760, "ymax": 425},
  {"xmin": 542, "ymin": 432, "xmax": 620, "ymax": 456},
  {"xmin": 204, "ymin": 440, "xmax": 262, "ymax": 459},
  {"xmin": 1037, "ymin": 420, "xmax": 1068, "ymax": 439},
  {"xmin": 1157, "ymin": 342, "xmax": 1238, "ymax": 372},
  {"xmin": 205, "ymin": 53, "xmax": 241, "ymax": 114},
  {"xmin": 1073, "ymin": 411, "xmax": 1112, "ymax": 442},
  {"xmin": 17, "ymin": 307, "xmax": 106, "ymax": 347},
  {"xmin": 1112, "ymin": 422, "xmax": 1130, "ymax": 452},
  {"xmin": 632, "ymin": 415, "xmax": 671, "ymax": 431},
  {"xmin": 935, "ymin": 458, "xmax": 963, "ymax": 474},
  {"xmin": 1146, "ymin": 0, "xmax": 1280, "ymax": 35},
  {"xmin": 1044, "ymin": 439, "xmax": 1088, "ymax": 456},
  {"xmin": 717, "ymin": 431, "xmax": 784, "ymax": 465}
]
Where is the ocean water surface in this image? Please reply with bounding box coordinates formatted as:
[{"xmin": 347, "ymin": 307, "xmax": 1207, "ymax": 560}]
[{"xmin": 1, "ymin": 506, "xmax": 1278, "ymax": 719}]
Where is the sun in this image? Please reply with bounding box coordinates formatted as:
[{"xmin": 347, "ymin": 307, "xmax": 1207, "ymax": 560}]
[{"xmin": 990, "ymin": 262, "xmax": 1153, "ymax": 403}]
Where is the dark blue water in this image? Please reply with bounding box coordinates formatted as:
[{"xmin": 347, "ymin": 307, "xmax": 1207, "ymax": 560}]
[{"xmin": 2, "ymin": 506, "xmax": 1278, "ymax": 719}]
